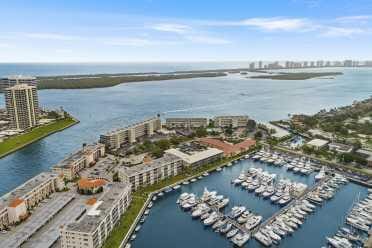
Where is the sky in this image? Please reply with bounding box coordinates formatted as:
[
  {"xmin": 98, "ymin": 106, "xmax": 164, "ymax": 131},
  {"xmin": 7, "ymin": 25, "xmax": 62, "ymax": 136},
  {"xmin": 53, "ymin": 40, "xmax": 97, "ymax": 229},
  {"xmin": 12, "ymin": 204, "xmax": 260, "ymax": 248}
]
[{"xmin": 1, "ymin": 0, "xmax": 372, "ymax": 62}]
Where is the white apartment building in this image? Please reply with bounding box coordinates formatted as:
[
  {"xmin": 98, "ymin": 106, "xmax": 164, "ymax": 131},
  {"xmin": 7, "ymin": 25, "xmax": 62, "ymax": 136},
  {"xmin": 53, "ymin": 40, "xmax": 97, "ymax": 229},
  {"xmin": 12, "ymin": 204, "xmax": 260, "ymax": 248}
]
[
  {"xmin": 99, "ymin": 117, "xmax": 161, "ymax": 149},
  {"xmin": 119, "ymin": 154, "xmax": 184, "ymax": 191},
  {"xmin": 0, "ymin": 75, "xmax": 37, "ymax": 93},
  {"xmin": 165, "ymin": 117, "xmax": 209, "ymax": 129},
  {"xmin": 0, "ymin": 172, "xmax": 64, "ymax": 230},
  {"xmin": 53, "ymin": 143, "xmax": 105, "ymax": 180},
  {"xmin": 5, "ymin": 84, "xmax": 39, "ymax": 130},
  {"xmin": 214, "ymin": 115, "xmax": 249, "ymax": 128},
  {"xmin": 60, "ymin": 183, "xmax": 131, "ymax": 248}
]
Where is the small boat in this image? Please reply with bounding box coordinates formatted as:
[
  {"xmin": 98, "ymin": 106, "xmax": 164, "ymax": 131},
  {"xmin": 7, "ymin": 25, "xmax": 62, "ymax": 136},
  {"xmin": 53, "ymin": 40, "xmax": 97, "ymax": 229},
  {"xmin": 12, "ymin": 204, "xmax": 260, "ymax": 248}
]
[
  {"xmin": 173, "ymin": 185, "xmax": 181, "ymax": 190},
  {"xmin": 231, "ymin": 232, "xmax": 250, "ymax": 247},
  {"xmin": 219, "ymin": 223, "xmax": 232, "ymax": 234},
  {"xmin": 226, "ymin": 228, "xmax": 239, "ymax": 238},
  {"xmin": 134, "ymin": 225, "xmax": 141, "ymax": 232}
]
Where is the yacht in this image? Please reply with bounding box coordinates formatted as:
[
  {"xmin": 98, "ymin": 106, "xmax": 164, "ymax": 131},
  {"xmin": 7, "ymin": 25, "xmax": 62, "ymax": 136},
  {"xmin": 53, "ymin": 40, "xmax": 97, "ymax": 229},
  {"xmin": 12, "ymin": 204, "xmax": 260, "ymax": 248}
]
[
  {"xmin": 219, "ymin": 223, "xmax": 232, "ymax": 234},
  {"xmin": 254, "ymin": 231, "xmax": 272, "ymax": 247},
  {"xmin": 278, "ymin": 194, "xmax": 292, "ymax": 206},
  {"xmin": 226, "ymin": 228, "xmax": 239, "ymax": 238},
  {"xmin": 237, "ymin": 211, "xmax": 251, "ymax": 224},
  {"xmin": 231, "ymin": 232, "xmax": 250, "ymax": 247},
  {"xmin": 245, "ymin": 215, "xmax": 262, "ymax": 230},
  {"xmin": 315, "ymin": 167, "xmax": 326, "ymax": 181},
  {"xmin": 262, "ymin": 186, "xmax": 275, "ymax": 198},
  {"xmin": 203, "ymin": 212, "xmax": 219, "ymax": 226},
  {"xmin": 230, "ymin": 206, "xmax": 246, "ymax": 218},
  {"xmin": 217, "ymin": 198, "xmax": 230, "ymax": 209}
]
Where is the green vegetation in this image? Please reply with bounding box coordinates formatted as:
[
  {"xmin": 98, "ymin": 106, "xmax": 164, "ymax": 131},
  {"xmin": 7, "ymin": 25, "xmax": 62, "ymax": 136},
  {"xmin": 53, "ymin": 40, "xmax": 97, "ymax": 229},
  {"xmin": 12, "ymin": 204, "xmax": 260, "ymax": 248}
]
[
  {"xmin": 103, "ymin": 195, "xmax": 146, "ymax": 248},
  {"xmin": 38, "ymin": 72, "xmax": 227, "ymax": 90},
  {"xmin": 0, "ymin": 117, "xmax": 78, "ymax": 158},
  {"xmin": 131, "ymin": 136, "xmax": 191, "ymax": 158},
  {"xmin": 250, "ymin": 72, "xmax": 343, "ymax": 80}
]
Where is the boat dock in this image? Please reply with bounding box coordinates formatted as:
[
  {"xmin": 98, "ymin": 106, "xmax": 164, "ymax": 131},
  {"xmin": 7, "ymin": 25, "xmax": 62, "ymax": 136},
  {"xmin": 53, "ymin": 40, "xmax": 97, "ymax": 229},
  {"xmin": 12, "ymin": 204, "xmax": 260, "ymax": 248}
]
[{"xmin": 254, "ymin": 177, "xmax": 329, "ymax": 233}]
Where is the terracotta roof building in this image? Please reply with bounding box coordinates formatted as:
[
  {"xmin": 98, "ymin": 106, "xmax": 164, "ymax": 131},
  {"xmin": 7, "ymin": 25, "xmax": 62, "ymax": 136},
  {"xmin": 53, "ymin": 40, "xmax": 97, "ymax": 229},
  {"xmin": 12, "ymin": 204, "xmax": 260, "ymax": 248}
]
[{"xmin": 199, "ymin": 138, "xmax": 256, "ymax": 157}]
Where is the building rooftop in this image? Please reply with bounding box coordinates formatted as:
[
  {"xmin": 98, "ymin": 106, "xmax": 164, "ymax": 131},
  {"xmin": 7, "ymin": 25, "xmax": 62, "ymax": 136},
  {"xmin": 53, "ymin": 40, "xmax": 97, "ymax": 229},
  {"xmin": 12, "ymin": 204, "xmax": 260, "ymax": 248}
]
[
  {"xmin": 64, "ymin": 183, "xmax": 130, "ymax": 233},
  {"xmin": 165, "ymin": 146, "xmax": 223, "ymax": 165},
  {"xmin": 78, "ymin": 178, "xmax": 107, "ymax": 189},
  {"xmin": 3, "ymin": 75, "xmax": 36, "ymax": 80},
  {"xmin": 54, "ymin": 144, "xmax": 103, "ymax": 169},
  {"xmin": 102, "ymin": 117, "xmax": 159, "ymax": 136},
  {"xmin": 307, "ymin": 139, "xmax": 329, "ymax": 148},
  {"xmin": 6, "ymin": 83, "xmax": 36, "ymax": 90},
  {"xmin": 357, "ymin": 149, "xmax": 372, "ymax": 159},
  {"xmin": 119, "ymin": 153, "xmax": 182, "ymax": 177},
  {"xmin": 262, "ymin": 123, "xmax": 290, "ymax": 139},
  {"xmin": 199, "ymin": 138, "xmax": 255, "ymax": 156},
  {"xmin": 0, "ymin": 172, "xmax": 57, "ymax": 210}
]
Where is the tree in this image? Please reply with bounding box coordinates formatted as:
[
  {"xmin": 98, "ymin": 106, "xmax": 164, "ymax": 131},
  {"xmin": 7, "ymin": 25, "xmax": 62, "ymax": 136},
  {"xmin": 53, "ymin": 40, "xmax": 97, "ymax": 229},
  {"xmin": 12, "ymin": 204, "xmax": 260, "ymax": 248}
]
[
  {"xmin": 254, "ymin": 131, "xmax": 263, "ymax": 140},
  {"xmin": 225, "ymin": 124, "xmax": 233, "ymax": 136},
  {"xmin": 246, "ymin": 119, "xmax": 257, "ymax": 131},
  {"xmin": 195, "ymin": 127, "xmax": 208, "ymax": 137}
]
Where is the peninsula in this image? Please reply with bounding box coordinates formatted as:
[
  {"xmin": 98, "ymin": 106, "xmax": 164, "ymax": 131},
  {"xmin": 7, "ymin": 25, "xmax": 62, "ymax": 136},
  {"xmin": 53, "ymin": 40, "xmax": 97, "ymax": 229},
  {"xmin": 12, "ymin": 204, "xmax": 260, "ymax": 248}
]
[{"xmin": 249, "ymin": 72, "xmax": 343, "ymax": 80}]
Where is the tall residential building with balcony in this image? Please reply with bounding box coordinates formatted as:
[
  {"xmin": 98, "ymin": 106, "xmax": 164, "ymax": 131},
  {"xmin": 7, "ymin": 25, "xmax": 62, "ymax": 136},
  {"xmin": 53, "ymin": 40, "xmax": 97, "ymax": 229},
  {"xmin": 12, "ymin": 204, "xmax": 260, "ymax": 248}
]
[
  {"xmin": 60, "ymin": 183, "xmax": 131, "ymax": 248},
  {"xmin": 53, "ymin": 143, "xmax": 105, "ymax": 180},
  {"xmin": 5, "ymin": 84, "xmax": 39, "ymax": 130},
  {"xmin": 0, "ymin": 75, "xmax": 37, "ymax": 93},
  {"xmin": 118, "ymin": 154, "xmax": 184, "ymax": 191},
  {"xmin": 99, "ymin": 117, "xmax": 161, "ymax": 150},
  {"xmin": 0, "ymin": 172, "xmax": 64, "ymax": 230},
  {"xmin": 165, "ymin": 117, "xmax": 209, "ymax": 129},
  {"xmin": 214, "ymin": 115, "xmax": 249, "ymax": 128}
]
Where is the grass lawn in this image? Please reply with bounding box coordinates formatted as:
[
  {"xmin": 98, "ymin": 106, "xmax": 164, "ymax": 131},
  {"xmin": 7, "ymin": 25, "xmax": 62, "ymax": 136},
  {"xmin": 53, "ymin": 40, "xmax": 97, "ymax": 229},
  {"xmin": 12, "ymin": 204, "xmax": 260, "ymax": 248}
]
[
  {"xmin": 0, "ymin": 117, "xmax": 78, "ymax": 158},
  {"xmin": 103, "ymin": 195, "xmax": 146, "ymax": 248}
]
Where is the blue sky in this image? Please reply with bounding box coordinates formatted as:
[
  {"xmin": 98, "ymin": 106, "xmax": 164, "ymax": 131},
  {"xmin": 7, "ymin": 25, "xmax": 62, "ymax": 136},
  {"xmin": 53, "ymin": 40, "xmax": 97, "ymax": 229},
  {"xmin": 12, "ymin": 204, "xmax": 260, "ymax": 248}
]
[{"xmin": 1, "ymin": 0, "xmax": 372, "ymax": 62}]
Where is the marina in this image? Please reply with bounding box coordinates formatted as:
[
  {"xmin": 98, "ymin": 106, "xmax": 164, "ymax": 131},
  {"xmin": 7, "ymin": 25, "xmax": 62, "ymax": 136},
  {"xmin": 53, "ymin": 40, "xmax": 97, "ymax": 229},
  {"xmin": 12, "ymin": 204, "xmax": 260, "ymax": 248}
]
[{"xmin": 130, "ymin": 156, "xmax": 369, "ymax": 248}]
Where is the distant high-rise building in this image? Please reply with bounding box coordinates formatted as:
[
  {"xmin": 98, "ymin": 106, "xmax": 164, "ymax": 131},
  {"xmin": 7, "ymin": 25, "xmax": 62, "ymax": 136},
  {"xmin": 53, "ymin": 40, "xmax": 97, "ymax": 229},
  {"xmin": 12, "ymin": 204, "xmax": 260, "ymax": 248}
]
[
  {"xmin": 258, "ymin": 61, "xmax": 263, "ymax": 69},
  {"xmin": 310, "ymin": 61, "xmax": 315, "ymax": 67},
  {"xmin": 303, "ymin": 61, "xmax": 308, "ymax": 67},
  {"xmin": 0, "ymin": 75, "xmax": 37, "ymax": 93},
  {"xmin": 5, "ymin": 84, "xmax": 39, "ymax": 130},
  {"xmin": 325, "ymin": 61, "xmax": 331, "ymax": 67},
  {"xmin": 343, "ymin": 60, "xmax": 353, "ymax": 67},
  {"xmin": 249, "ymin": 62, "xmax": 255, "ymax": 70}
]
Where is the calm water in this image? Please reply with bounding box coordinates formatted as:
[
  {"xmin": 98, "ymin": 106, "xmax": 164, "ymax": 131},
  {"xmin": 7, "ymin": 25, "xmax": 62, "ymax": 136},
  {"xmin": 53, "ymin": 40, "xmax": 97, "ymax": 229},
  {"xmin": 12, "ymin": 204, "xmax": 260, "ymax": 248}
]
[{"xmin": 132, "ymin": 159, "xmax": 367, "ymax": 248}]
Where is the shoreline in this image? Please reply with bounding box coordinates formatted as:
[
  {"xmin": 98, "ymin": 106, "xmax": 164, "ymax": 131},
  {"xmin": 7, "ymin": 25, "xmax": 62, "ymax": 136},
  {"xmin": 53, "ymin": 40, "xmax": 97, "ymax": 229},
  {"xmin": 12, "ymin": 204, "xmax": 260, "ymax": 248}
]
[{"xmin": 0, "ymin": 117, "xmax": 79, "ymax": 159}]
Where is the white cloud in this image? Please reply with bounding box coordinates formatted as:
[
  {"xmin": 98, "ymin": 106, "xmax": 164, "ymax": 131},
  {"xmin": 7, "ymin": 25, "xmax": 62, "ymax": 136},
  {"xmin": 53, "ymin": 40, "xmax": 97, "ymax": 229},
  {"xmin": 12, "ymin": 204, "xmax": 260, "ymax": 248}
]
[
  {"xmin": 321, "ymin": 27, "xmax": 366, "ymax": 37},
  {"xmin": 23, "ymin": 32, "xmax": 82, "ymax": 41},
  {"xmin": 0, "ymin": 43, "xmax": 11, "ymax": 48},
  {"xmin": 336, "ymin": 15, "xmax": 372, "ymax": 23},
  {"xmin": 185, "ymin": 35, "xmax": 231, "ymax": 44},
  {"xmin": 239, "ymin": 17, "xmax": 311, "ymax": 31},
  {"xmin": 202, "ymin": 17, "xmax": 311, "ymax": 32},
  {"xmin": 151, "ymin": 23, "xmax": 191, "ymax": 34}
]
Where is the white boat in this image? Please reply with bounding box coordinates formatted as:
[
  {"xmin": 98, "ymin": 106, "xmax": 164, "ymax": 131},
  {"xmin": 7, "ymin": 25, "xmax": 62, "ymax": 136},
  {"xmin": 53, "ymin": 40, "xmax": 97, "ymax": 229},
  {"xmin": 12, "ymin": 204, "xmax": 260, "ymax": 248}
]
[
  {"xmin": 237, "ymin": 210, "xmax": 251, "ymax": 224},
  {"xmin": 254, "ymin": 231, "xmax": 272, "ymax": 247},
  {"xmin": 231, "ymin": 232, "xmax": 250, "ymax": 247},
  {"xmin": 172, "ymin": 185, "xmax": 181, "ymax": 190},
  {"xmin": 245, "ymin": 215, "xmax": 262, "ymax": 230},
  {"xmin": 217, "ymin": 198, "xmax": 230, "ymax": 209},
  {"xmin": 230, "ymin": 206, "xmax": 246, "ymax": 218},
  {"xmin": 219, "ymin": 223, "xmax": 232, "ymax": 234},
  {"xmin": 203, "ymin": 212, "xmax": 219, "ymax": 226},
  {"xmin": 226, "ymin": 228, "xmax": 239, "ymax": 238},
  {"xmin": 315, "ymin": 167, "xmax": 326, "ymax": 181}
]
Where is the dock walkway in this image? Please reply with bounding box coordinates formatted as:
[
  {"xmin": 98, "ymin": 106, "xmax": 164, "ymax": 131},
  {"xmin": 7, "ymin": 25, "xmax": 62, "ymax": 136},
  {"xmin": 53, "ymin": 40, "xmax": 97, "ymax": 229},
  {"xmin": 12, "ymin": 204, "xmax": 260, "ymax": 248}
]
[{"xmin": 253, "ymin": 177, "xmax": 329, "ymax": 233}]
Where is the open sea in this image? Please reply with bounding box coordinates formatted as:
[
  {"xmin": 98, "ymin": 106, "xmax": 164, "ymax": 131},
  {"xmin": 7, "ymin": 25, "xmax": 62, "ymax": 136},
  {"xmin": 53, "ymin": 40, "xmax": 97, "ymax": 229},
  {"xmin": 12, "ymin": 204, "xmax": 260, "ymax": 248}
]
[{"xmin": 0, "ymin": 63, "xmax": 371, "ymax": 247}]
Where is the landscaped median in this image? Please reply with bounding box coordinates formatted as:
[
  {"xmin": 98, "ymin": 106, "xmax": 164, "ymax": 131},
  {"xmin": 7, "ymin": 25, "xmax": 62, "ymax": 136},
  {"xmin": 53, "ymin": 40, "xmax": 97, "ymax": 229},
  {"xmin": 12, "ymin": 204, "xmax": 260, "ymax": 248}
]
[
  {"xmin": 0, "ymin": 117, "xmax": 79, "ymax": 158},
  {"xmin": 103, "ymin": 147, "xmax": 260, "ymax": 248}
]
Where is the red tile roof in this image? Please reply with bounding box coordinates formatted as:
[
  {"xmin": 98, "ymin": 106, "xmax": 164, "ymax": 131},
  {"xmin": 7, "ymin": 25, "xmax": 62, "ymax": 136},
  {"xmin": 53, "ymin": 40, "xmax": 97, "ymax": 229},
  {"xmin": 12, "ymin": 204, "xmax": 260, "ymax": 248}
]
[
  {"xmin": 9, "ymin": 198, "xmax": 25, "ymax": 208},
  {"xmin": 78, "ymin": 178, "xmax": 106, "ymax": 189},
  {"xmin": 199, "ymin": 138, "xmax": 256, "ymax": 156}
]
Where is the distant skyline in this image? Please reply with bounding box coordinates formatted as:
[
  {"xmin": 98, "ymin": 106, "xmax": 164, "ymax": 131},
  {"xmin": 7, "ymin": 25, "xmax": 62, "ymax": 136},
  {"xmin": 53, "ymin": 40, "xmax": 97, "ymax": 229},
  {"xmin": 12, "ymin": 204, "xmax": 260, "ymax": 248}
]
[{"xmin": 1, "ymin": 0, "xmax": 372, "ymax": 62}]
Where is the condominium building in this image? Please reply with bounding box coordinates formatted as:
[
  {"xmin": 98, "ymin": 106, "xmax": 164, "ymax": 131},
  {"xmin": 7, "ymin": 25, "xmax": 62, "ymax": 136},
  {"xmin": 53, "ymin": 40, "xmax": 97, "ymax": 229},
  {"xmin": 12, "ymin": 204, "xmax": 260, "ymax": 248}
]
[
  {"xmin": 0, "ymin": 172, "xmax": 64, "ymax": 230},
  {"xmin": 165, "ymin": 117, "xmax": 209, "ymax": 129},
  {"xmin": 53, "ymin": 143, "xmax": 106, "ymax": 180},
  {"xmin": 60, "ymin": 183, "xmax": 131, "ymax": 248},
  {"xmin": 5, "ymin": 84, "xmax": 39, "ymax": 130},
  {"xmin": 214, "ymin": 115, "xmax": 249, "ymax": 128},
  {"xmin": 118, "ymin": 154, "xmax": 184, "ymax": 191},
  {"xmin": 165, "ymin": 142, "xmax": 223, "ymax": 168},
  {"xmin": 99, "ymin": 117, "xmax": 161, "ymax": 150},
  {"xmin": 0, "ymin": 75, "xmax": 37, "ymax": 93}
]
